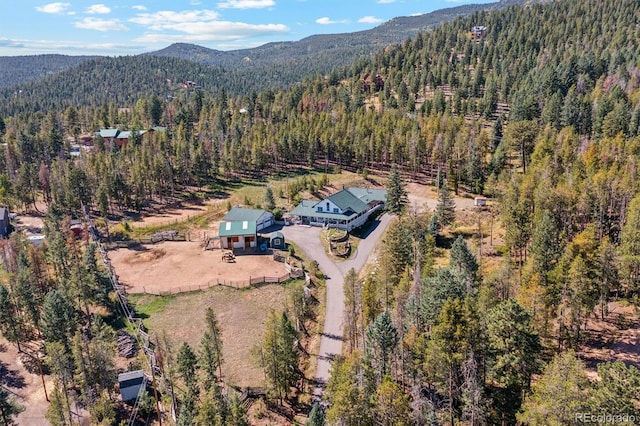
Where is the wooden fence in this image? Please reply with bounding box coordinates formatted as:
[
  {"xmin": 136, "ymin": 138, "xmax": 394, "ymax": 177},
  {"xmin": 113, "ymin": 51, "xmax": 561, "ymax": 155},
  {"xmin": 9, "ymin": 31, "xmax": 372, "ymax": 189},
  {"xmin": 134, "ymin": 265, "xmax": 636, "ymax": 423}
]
[
  {"xmin": 139, "ymin": 269, "xmax": 304, "ymax": 296},
  {"xmin": 104, "ymin": 232, "xmax": 187, "ymax": 249}
]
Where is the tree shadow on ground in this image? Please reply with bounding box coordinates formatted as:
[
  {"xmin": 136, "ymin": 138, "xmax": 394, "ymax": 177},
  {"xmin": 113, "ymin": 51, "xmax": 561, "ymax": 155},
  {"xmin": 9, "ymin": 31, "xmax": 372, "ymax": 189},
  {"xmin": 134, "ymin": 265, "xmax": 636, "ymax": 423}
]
[{"xmin": 0, "ymin": 360, "xmax": 26, "ymax": 389}]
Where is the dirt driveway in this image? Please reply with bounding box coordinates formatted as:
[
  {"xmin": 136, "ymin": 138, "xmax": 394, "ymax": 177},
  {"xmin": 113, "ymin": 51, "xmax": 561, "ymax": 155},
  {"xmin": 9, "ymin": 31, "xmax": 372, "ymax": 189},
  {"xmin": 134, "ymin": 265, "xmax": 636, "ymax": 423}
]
[{"xmin": 109, "ymin": 241, "xmax": 287, "ymax": 294}]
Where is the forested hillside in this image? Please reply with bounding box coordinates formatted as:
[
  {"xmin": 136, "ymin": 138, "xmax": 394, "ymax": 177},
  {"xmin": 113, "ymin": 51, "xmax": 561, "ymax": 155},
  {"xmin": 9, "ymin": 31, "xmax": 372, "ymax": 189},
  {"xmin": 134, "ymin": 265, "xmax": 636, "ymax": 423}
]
[
  {"xmin": 0, "ymin": 0, "xmax": 534, "ymax": 115},
  {"xmin": 0, "ymin": 54, "xmax": 97, "ymax": 87},
  {"xmin": 1, "ymin": 0, "xmax": 640, "ymax": 423}
]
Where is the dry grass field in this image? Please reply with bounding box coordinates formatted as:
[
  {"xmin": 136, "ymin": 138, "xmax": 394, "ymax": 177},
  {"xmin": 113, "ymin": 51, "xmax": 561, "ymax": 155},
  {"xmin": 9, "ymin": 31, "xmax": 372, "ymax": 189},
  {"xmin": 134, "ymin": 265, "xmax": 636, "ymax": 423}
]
[{"xmin": 130, "ymin": 283, "xmax": 294, "ymax": 388}]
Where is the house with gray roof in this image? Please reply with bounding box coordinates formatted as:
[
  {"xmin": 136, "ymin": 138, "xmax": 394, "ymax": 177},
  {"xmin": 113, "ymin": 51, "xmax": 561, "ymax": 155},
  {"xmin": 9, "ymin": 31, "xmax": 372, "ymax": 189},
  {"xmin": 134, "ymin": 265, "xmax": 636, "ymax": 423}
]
[
  {"xmin": 289, "ymin": 187, "xmax": 386, "ymax": 232},
  {"xmin": 218, "ymin": 207, "xmax": 274, "ymax": 249}
]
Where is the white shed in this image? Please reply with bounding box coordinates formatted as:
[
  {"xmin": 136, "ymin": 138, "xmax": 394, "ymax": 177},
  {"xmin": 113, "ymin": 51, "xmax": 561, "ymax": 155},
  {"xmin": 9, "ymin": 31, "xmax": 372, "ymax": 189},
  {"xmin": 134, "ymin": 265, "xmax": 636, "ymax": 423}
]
[{"xmin": 474, "ymin": 197, "xmax": 487, "ymax": 207}]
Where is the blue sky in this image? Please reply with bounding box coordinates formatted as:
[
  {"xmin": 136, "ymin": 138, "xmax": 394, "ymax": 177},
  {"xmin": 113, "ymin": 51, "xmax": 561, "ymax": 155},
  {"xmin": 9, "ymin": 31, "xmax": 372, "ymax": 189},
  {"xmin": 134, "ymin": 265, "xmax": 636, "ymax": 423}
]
[{"xmin": 0, "ymin": 0, "xmax": 494, "ymax": 56}]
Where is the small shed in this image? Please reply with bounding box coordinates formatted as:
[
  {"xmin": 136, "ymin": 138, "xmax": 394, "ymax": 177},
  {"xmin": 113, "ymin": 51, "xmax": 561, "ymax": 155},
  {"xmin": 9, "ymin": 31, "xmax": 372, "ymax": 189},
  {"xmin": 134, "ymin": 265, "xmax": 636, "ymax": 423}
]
[
  {"xmin": 0, "ymin": 208, "xmax": 9, "ymax": 237},
  {"xmin": 118, "ymin": 370, "xmax": 146, "ymax": 402},
  {"xmin": 474, "ymin": 197, "xmax": 487, "ymax": 207},
  {"xmin": 270, "ymin": 232, "xmax": 285, "ymax": 250},
  {"xmin": 69, "ymin": 219, "xmax": 83, "ymax": 238}
]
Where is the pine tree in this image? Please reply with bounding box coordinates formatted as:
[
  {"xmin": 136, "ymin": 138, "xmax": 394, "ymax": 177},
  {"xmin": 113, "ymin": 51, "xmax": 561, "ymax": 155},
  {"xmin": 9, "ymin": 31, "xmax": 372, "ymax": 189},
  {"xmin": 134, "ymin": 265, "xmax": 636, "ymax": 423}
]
[
  {"xmin": 450, "ymin": 235, "xmax": 479, "ymax": 291},
  {"xmin": 487, "ymin": 300, "xmax": 541, "ymax": 423},
  {"xmin": 386, "ymin": 163, "xmax": 407, "ymax": 214},
  {"xmin": 177, "ymin": 342, "xmax": 199, "ymax": 398},
  {"xmin": 260, "ymin": 310, "xmax": 300, "ymax": 403},
  {"xmin": 306, "ymin": 402, "xmax": 325, "ymax": 426},
  {"xmin": 518, "ymin": 351, "xmax": 590, "ymax": 426},
  {"xmin": 41, "ymin": 290, "xmax": 76, "ymax": 346},
  {"xmin": 200, "ymin": 307, "xmax": 223, "ymax": 390},
  {"xmin": 264, "ymin": 186, "xmax": 276, "ymax": 210},
  {"xmin": 374, "ymin": 375, "xmax": 412, "ymax": 426},
  {"xmin": 0, "ymin": 387, "xmax": 24, "ymax": 426},
  {"xmin": 619, "ymin": 194, "xmax": 640, "ymax": 295},
  {"xmin": 366, "ymin": 311, "xmax": 399, "ymax": 378},
  {"xmin": 435, "ymin": 183, "xmax": 456, "ymax": 228}
]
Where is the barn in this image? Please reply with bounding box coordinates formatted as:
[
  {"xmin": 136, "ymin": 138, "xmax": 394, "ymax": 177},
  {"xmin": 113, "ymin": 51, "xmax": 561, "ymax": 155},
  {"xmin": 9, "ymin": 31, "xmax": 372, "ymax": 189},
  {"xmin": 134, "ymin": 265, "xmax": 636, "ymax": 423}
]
[
  {"xmin": 223, "ymin": 207, "xmax": 274, "ymax": 231},
  {"xmin": 219, "ymin": 220, "xmax": 257, "ymax": 250}
]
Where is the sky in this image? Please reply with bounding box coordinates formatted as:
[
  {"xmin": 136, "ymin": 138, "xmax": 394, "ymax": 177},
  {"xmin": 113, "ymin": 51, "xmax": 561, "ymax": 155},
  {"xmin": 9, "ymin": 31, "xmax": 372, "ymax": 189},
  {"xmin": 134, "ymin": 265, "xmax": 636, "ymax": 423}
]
[{"xmin": 0, "ymin": 0, "xmax": 495, "ymax": 57}]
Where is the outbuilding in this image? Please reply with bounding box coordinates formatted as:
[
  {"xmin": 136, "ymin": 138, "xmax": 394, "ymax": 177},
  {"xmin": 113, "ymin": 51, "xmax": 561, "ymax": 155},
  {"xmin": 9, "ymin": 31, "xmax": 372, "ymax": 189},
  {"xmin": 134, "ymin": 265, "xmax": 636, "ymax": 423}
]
[
  {"xmin": 219, "ymin": 220, "xmax": 258, "ymax": 250},
  {"xmin": 118, "ymin": 370, "xmax": 146, "ymax": 402},
  {"xmin": 270, "ymin": 231, "xmax": 286, "ymax": 250},
  {"xmin": 223, "ymin": 207, "xmax": 274, "ymax": 231}
]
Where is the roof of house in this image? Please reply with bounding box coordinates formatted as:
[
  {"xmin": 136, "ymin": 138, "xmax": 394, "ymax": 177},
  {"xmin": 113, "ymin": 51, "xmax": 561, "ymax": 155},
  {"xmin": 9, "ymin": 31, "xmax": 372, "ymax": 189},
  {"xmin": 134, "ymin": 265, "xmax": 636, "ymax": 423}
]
[
  {"xmin": 218, "ymin": 220, "xmax": 257, "ymax": 237},
  {"xmin": 323, "ymin": 190, "xmax": 368, "ymax": 215},
  {"xmin": 118, "ymin": 370, "xmax": 145, "ymax": 384},
  {"xmin": 347, "ymin": 187, "xmax": 387, "ymax": 204},
  {"xmin": 223, "ymin": 207, "xmax": 270, "ymax": 222},
  {"xmin": 270, "ymin": 231, "xmax": 284, "ymax": 240},
  {"xmin": 97, "ymin": 128, "xmax": 120, "ymax": 138},
  {"xmin": 289, "ymin": 187, "xmax": 387, "ymax": 221},
  {"xmin": 289, "ymin": 196, "xmax": 361, "ymax": 221}
]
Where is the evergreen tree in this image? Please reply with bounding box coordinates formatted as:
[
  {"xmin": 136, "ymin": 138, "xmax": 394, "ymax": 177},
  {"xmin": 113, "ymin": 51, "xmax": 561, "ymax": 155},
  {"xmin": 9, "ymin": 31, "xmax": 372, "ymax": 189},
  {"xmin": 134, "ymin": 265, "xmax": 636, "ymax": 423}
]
[
  {"xmin": 365, "ymin": 311, "xmax": 398, "ymax": 378},
  {"xmin": 486, "ymin": 300, "xmax": 541, "ymax": 424},
  {"xmin": 260, "ymin": 310, "xmax": 300, "ymax": 403},
  {"xmin": 200, "ymin": 307, "xmax": 223, "ymax": 390},
  {"xmin": 518, "ymin": 351, "xmax": 590, "ymax": 426},
  {"xmin": 41, "ymin": 290, "xmax": 76, "ymax": 346},
  {"xmin": 306, "ymin": 402, "xmax": 325, "ymax": 426},
  {"xmin": 177, "ymin": 342, "xmax": 199, "ymax": 399},
  {"xmin": 449, "ymin": 236, "xmax": 479, "ymax": 290},
  {"xmin": 619, "ymin": 194, "xmax": 640, "ymax": 295},
  {"xmin": 434, "ymin": 183, "xmax": 456, "ymax": 228},
  {"xmin": 325, "ymin": 352, "xmax": 372, "ymax": 425},
  {"xmin": 386, "ymin": 163, "xmax": 407, "ymax": 214},
  {"xmin": 264, "ymin": 186, "xmax": 276, "ymax": 210},
  {"xmin": 374, "ymin": 375, "xmax": 412, "ymax": 426},
  {"xmin": 0, "ymin": 387, "xmax": 24, "ymax": 426}
]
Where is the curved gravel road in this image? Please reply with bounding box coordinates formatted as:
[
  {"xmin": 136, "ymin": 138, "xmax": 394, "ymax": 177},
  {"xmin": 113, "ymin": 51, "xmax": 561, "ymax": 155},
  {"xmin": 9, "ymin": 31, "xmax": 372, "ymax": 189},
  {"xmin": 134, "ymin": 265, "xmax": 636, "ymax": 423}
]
[{"xmin": 280, "ymin": 213, "xmax": 393, "ymax": 401}]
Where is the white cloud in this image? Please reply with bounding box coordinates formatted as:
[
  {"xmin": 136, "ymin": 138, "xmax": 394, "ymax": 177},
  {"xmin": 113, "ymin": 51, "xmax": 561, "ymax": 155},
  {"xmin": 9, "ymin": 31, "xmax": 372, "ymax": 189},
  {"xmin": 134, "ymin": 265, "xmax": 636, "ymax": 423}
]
[
  {"xmin": 136, "ymin": 21, "xmax": 288, "ymax": 43},
  {"xmin": 86, "ymin": 4, "xmax": 111, "ymax": 14},
  {"xmin": 359, "ymin": 16, "xmax": 383, "ymax": 24},
  {"xmin": 130, "ymin": 9, "xmax": 220, "ymax": 27},
  {"xmin": 0, "ymin": 37, "xmax": 142, "ymax": 56},
  {"xmin": 129, "ymin": 8, "xmax": 287, "ymax": 44},
  {"xmin": 132, "ymin": 5, "xmax": 148, "ymax": 11},
  {"xmin": 217, "ymin": 0, "xmax": 275, "ymax": 9},
  {"xmin": 377, "ymin": 0, "xmax": 396, "ymax": 3},
  {"xmin": 315, "ymin": 16, "xmax": 348, "ymax": 25},
  {"xmin": 35, "ymin": 2, "xmax": 71, "ymax": 14},
  {"xmin": 75, "ymin": 17, "xmax": 129, "ymax": 31}
]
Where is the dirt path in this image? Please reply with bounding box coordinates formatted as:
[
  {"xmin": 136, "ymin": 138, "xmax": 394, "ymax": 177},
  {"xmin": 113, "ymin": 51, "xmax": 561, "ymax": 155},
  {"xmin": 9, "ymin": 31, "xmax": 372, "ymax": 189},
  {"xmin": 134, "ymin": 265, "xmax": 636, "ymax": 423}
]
[{"xmin": 280, "ymin": 213, "xmax": 393, "ymax": 401}]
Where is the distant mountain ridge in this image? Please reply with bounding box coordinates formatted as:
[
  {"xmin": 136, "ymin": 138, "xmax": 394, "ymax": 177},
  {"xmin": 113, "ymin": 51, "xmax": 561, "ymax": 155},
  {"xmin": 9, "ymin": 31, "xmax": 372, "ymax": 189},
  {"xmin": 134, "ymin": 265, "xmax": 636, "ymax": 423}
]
[
  {"xmin": 0, "ymin": 0, "xmax": 529, "ymax": 90},
  {"xmin": 145, "ymin": 0, "xmax": 528, "ymax": 67},
  {"xmin": 0, "ymin": 54, "xmax": 97, "ymax": 87}
]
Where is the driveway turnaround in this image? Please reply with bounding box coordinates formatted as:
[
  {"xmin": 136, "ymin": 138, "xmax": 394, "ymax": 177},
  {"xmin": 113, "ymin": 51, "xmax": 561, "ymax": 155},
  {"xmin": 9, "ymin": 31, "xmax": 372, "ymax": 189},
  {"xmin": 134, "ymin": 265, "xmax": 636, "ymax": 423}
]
[{"xmin": 280, "ymin": 213, "xmax": 393, "ymax": 401}]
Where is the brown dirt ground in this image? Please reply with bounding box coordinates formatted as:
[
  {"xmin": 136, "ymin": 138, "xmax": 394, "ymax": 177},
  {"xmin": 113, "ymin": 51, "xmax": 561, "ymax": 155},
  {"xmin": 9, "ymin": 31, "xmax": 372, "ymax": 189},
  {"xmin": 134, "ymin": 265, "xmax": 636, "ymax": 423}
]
[
  {"xmin": 579, "ymin": 301, "xmax": 640, "ymax": 379},
  {"xmin": 0, "ymin": 340, "xmax": 81, "ymax": 426},
  {"xmin": 108, "ymin": 241, "xmax": 288, "ymax": 294}
]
